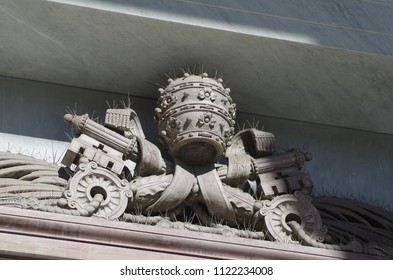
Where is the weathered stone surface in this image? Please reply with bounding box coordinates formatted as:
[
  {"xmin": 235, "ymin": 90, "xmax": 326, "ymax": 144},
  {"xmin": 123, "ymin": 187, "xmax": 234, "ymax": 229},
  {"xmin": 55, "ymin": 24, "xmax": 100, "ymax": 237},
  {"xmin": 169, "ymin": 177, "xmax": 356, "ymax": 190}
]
[{"xmin": 0, "ymin": 207, "xmax": 382, "ymax": 260}]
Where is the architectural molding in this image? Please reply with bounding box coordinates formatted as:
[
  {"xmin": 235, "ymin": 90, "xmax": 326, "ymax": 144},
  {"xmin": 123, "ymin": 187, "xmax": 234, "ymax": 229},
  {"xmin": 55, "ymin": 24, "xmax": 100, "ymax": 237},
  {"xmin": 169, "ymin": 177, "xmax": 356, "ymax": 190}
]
[{"xmin": 0, "ymin": 207, "xmax": 379, "ymax": 260}]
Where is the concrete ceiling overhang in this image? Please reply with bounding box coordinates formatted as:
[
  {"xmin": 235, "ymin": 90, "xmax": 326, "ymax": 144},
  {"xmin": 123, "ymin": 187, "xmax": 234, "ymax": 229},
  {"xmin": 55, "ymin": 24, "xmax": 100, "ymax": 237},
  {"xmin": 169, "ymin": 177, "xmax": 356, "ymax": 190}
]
[{"xmin": 1, "ymin": 0, "xmax": 393, "ymax": 134}]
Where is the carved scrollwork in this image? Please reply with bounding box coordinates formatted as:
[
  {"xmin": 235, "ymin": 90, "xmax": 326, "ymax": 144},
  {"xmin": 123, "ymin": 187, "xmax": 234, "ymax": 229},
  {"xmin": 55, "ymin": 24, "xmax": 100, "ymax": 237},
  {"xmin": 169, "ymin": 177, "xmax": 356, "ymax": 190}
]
[
  {"xmin": 258, "ymin": 191, "xmax": 327, "ymax": 243},
  {"xmin": 64, "ymin": 162, "xmax": 132, "ymax": 220}
]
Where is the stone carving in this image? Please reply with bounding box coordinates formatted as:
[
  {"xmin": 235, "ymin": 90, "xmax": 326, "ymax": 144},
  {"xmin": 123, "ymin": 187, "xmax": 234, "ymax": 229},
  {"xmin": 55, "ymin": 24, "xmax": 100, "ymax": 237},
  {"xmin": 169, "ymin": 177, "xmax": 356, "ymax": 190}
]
[
  {"xmin": 62, "ymin": 112, "xmax": 165, "ymax": 177},
  {"xmin": 155, "ymin": 74, "xmax": 235, "ymax": 165},
  {"xmin": 53, "ymin": 72, "xmax": 328, "ymax": 246},
  {"xmin": 224, "ymin": 128, "xmax": 313, "ymax": 195},
  {"xmin": 255, "ymin": 191, "xmax": 327, "ymax": 243},
  {"xmin": 0, "ymin": 193, "xmax": 22, "ymax": 208},
  {"xmin": 0, "ymin": 70, "xmax": 392, "ymax": 258},
  {"xmin": 312, "ymin": 196, "xmax": 393, "ymax": 255},
  {"xmin": 61, "ymin": 161, "xmax": 132, "ymax": 220},
  {"xmin": 0, "ymin": 151, "xmax": 67, "ymax": 206}
]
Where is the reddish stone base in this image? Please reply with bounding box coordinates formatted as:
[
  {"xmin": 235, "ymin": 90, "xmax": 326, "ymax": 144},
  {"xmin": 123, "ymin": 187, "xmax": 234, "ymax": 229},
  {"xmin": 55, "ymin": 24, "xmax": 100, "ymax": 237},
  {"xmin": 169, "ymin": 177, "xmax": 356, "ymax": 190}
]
[{"xmin": 0, "ymin": 207, "xmax": 383, "ymax": 260}]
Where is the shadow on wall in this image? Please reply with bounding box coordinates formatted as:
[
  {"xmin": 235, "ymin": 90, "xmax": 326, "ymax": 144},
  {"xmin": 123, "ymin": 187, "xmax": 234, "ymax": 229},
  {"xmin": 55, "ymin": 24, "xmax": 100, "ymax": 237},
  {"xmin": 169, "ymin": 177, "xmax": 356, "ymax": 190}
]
[
  {"xmin": 236, "ymin": 111, "xmax": 393, "ymax": 211},
  {"xmin": 63, "ymin": 0, "xmax": 393, "ymax": 55},
  {"xmin": 0, "ymin": 75, "xmax": 159, "ymax": 145}
]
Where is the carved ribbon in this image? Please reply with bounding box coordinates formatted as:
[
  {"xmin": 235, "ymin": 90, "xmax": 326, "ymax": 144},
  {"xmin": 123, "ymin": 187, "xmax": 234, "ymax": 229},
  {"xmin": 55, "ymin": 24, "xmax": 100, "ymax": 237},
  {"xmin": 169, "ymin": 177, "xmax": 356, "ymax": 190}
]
[
  {"xmin": 147, "ymin": 160, "xmax": 236, "ymax": 222},
  {"xmin": 147, "ymin": 160, "xmax": 195, "ymax": 213},
  {"xmin": 195, "ymin": 164, "xmax": 236, "ymax": 222}
]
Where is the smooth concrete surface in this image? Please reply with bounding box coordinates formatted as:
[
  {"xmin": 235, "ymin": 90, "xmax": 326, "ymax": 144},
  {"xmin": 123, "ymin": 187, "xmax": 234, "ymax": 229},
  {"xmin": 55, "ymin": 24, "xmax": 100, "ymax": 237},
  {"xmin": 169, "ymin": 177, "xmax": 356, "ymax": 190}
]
[
  {"xmin": 0, "ymin": 1, "xmax": 393, "ymax": 135},
  {"xmin": 0, "ymin": 76, "xmax": 392, "ymax": 207},
  {"xmin": 49, "ymin": 0, "xmax": 393, "ymax": 55}
]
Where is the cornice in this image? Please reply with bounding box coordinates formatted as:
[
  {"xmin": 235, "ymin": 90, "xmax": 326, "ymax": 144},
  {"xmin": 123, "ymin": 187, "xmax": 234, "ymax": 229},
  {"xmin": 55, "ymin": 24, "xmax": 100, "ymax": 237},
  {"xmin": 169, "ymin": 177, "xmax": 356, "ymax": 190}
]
[{"xmin": 0, "ymin": 207, "xmax": 381, "ymax": 260}]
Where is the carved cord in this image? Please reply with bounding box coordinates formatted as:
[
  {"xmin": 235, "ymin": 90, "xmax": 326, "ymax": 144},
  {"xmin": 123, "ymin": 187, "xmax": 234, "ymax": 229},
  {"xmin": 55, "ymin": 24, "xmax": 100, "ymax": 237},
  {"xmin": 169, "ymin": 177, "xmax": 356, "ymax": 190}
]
[
  {"xmin": 287, "ymin": 220, "xmax": 364, "ymax": 253},
  {"xmin": 121, "ymin": 213, "xmax": 168, "ymax": 225},
  {"xmin": 23, "ymin": 194, "xmax": 104, "ymax": 217},
  {"xmin": 156, "ymin": 220, "xmax": 265, "ymax": 240}
]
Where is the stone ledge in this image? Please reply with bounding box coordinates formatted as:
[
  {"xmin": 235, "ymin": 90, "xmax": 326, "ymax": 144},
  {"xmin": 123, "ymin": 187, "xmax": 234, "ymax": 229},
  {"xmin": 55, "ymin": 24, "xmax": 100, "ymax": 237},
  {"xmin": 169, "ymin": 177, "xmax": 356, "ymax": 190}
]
[{"xmin": 0, "ymin": 207, "xmax": 382, "ymax": 260}]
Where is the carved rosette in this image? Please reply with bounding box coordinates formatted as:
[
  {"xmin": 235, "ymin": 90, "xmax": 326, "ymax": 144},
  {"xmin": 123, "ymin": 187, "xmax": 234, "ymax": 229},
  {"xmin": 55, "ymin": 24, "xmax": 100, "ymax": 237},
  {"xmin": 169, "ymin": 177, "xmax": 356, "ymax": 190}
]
[
  {"xmin": 258, "ymin": 191, "xmax": 327, "ymax": 243},
  {"xmin": 155, "ymin": 73, "xmax": 236, "ymax": 165},
  {"xmin": 64, "ymin": 162, "xmax": 132, "ymax": 220}
]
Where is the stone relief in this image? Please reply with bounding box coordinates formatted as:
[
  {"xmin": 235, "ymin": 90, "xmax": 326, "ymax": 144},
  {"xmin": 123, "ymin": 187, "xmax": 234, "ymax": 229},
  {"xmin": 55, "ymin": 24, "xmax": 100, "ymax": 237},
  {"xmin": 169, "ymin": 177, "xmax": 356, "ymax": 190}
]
[{"xmin": 0, "ymin": 71, "xmax": 392, "ymax": 257}]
